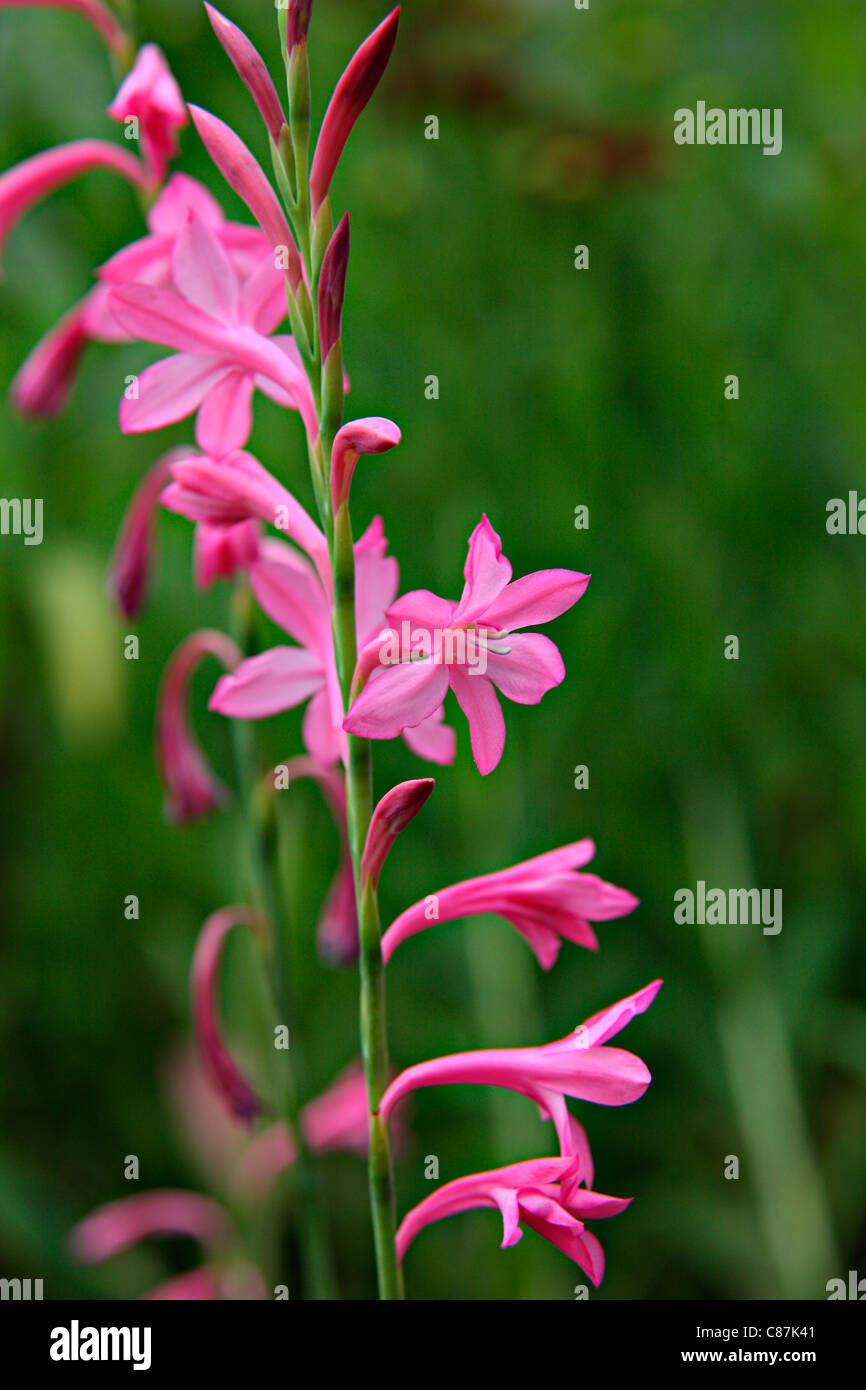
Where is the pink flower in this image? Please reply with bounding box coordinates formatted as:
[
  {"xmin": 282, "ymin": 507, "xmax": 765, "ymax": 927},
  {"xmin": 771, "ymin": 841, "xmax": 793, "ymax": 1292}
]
[
  {"xmin": 0, "ymin": 0, "xmax": 129, "ymax": 55},
  {"xmin": 191, "ymin": 906, "xmax": 264, "ymax": 1124},
  {"xmin": 106, "ymin": 452, "xmax": 179, "ymax": 617},
  {"xmin": 330, "ymin": 414, "xmax": 401, "ymax": 512},
  {"xmin": 107, "ymin": 43, "xmax": 187, "ymax": 184},
  {"xmin": 108, "ymin": 210, "xmax": 315, "ymax": 456},
  {"xmin": 382, "ymin": 838, "xmax": 638, "ymax": 969},
  {"xmin": 344, "ymin": 514, "xmax": 589, "ymax": 774},
  {"xmin": 205, "ymin": 5, "xmax": 286, "ymax": 144},
  {"xmin": 395, "ymin": 1156, "xmax": 631, "ymax": 1286},
  {"xmin": 188, "ymin": 103, "xmax": 302, "ymax": 291},
  {"xmin": 8, "ymin": 296, "xmax": 91, "ymax": 416},
  {"xmin": 362, "ymin": 778, "xmax": 434, "ymax": 889},
  {"xmin": 0, "ymin": 141, "xmax": 150, "ymax": 268},
  {"xmin": 156, "ymin": 629, "xmax": 241, "ymax": 824},
  {"xmin": 309, "ymin": 7, "xmax": 401, "ymax": 214},
  {"xmin": 194, "ymin": 518, "xmax": 261, "ymax": 590},
  {"xmin": 208, "ymin": 517, "xmax": 454, "ymax": 769},
  {"xmin": 380, "ymin": 980, "xmax": 662, "ymax": 1157}
]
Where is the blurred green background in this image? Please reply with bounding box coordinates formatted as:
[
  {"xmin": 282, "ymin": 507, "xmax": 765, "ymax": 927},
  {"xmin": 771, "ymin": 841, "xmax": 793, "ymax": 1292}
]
[{"xmin": 1, "ymin": 0, "xmax": 865, "ymax": 1300}]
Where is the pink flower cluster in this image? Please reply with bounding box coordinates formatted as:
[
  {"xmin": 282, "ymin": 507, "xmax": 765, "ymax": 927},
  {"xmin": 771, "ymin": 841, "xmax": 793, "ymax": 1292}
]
[{"xmin": 1, "ymin": 0, "xmax": 660, "ymax": 1296}]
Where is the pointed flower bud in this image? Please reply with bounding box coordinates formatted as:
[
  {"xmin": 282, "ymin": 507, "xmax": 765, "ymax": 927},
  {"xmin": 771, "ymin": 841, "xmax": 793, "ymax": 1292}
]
[
  {"xmin": 286, "ymin": 0, "xmax": 313, "ymax": 51},
  {"xmin": 156, "ymin": 629, "xmax": 241, "ymax": 824},
  {"xmin": 331, "ymin": 415, "xmax": 401, "ymax": 512},
  {"xmin": 362, "ymin": 778, "xmax": 434, "ymax": 889},
  {"xmin": 309, "ymin": 7, "xmax": 400, "ymax": 213},
  {"xmin": 317, "ymin": 211, "xmax": 349, "ymax": 361},
  {"xmin": 191, "ymin": 906, "xmax": 264, "ymax": 1124},
  {"xmin": 205, "ymin": 6, "xmax": 286, "ymax": 144}
]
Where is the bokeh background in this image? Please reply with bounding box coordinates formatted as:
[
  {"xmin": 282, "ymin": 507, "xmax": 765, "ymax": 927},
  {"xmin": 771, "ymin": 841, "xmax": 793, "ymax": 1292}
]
[{"xmin": 1, "ymin": 0, "xmax": 865, "ymax": 1300}]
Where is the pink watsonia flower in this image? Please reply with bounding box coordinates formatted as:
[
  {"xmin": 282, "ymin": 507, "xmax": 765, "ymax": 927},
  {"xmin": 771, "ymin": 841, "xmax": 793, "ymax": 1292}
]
[
  {"xmin": 191, "ymin": 906, "xmax": 264, "ymax": 1124},
  {"xmin": 0, "ymin": 141, "xmax": 150, "ymax": 269},
  {"xmin": 362, "ymin": 778, "xmax": 434, "ymax": 890},
  {"xmin": 156, "ymin": 629, "xmax": 241, "ymax": 824},
  {"xmin": 205, "ymin": 5, "xmax": 286, "ymax": 144},
  {"xmin": 107, "ymin": 43, "xmax": 187, "ymax": 185},
  {"xmin": 331, "ymin": 415, "xmax": 401, "ymax": 512},
  {"xmin": 309, "ymin": 7, "xmax": 401, "ymax": 215},
  {"xmin": 108, "ymin": 210, "xmax": 315, "ymax": 457},
  {"xmin": 188, "ymin": 103, "xmax": 303, "ymax": 292},
  {"xmin": 207, "ymin": 519, "xmax": 454, "ymax": 769},
  {"xmin": 381, "ymin": 838, "xmax": 639, "ymax": 969},
  {"xmin": 395, "ymin": 1156, "xmax": 631, "ymax": 1286},
  {"xmin": 0, "ymin": 0, "xmax": 129, "ymax": 57},
  {"xmin": 194, "ymin": 517, "xmax": 261, "ymax": 590},
  {"xmin": 379, "ymin": 980, "xmax": 662, "ymax": 1158},
  {"xmin": 7, "ymin": 296, "xmax": 91, "ymax": 416},
  {"xmin": 106, "ymin": 451, "xmax": 181, "ymax": 617},
  {"xmin": 344, "ymin": 514, "xmax": 590, "ymax": 775}
]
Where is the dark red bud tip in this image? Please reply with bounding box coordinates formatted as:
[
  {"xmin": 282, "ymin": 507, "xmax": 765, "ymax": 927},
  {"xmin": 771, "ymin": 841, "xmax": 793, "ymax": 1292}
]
[
  {"xmin": 317, "ymin": 211, "xmax": 350, "ymax": 360},
  {"xmin": 287, "ymin": 0, "xmax": 313, "ymax": 50}
]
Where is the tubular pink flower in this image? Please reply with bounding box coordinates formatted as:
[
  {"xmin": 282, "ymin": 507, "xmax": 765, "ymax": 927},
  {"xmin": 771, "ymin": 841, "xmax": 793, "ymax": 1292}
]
[
  {"xmin": 8, "ymin": 296, "xmax": 90, "ymax": 415},
  {"xmin": 381, "ymin": 838, "xmax": 639, "ymax": 969},
  {"xmin": 156, "ymin": 628, "xmax": 241, "ymax": 824},
  {"xmin": 395, "ymin": 1156, "xmax": 630, "ymax": 1286},
  {"xmin": 309, "ymin": 7, "xmax": 401, "ymax": 214},
  {"xmin": 106, "ymin": 452, "xmax": 179, "ymax": 617},
  {"xmin": 362, "ymin": 778, "xmax": 434, "ymax": 889},
  {"xmin": 194, "ymin": 517, "xmax": 261, "ymax": 590},
  {"xmin": 188, "ymin": 104, "xmax": 302, "ymax": 291},
  {"xmin": 344, "ymin": 514, "xmax": 590, "ymax": 774},
  {"xmin": 161, "ymin": 452, "xmax": 329, "ymax": 595},
  {"xmin": 331, "ymin": 415, "xmax": 401, "ymax": 512},
  {"xmin": 0, "ymin": 0, "xmax": 128, "ymax": 54},
  {"xmin": 380, "ymin": 980, "xmax": 662, "ymax": 1156},
  {"xmin": 107, "ymin": 43, "xmax": 186, "ymax": 185},
  {"xmin": 205, "ymin": 5, "xmax": 286, "ymax": 144},
  {"xmin": 109, "ymin": 212, "xmax": 315, "ymax": 457},
  {"xmin": 0, "ymin": 141, "xmax": 150, "ymax": 269},
  {"xmin": 191, "ymin": 906, "xmax": 264, "ymax": 1124},
  {"xmin": 317, "ymin": 212, "xmax": 349, "ymax": 361},
  {"xmin": 70, "ymin": 1190, "xmax": 228, "ymax": 1263}
]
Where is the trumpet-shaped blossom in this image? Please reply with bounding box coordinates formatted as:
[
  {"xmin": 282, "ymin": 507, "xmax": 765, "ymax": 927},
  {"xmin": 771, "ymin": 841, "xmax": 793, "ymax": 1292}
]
[
  {"xmin": 381, "ymin": 837, "xmax": 639, "ymax": 969},
  {"xmin": 109, "ymin": 210, "xmax": 315, "ymax": 456},
  {"xmin": 395, "ymin": 1156, "xmax": 630, "ymax": 1286},
  {"xmin": 380, "ymin": 980, "xmax": 662, "ymax": 1157},
  {"xmin": 344, "ymin": 515, "xmax": 589, "ymax": 774},
  {"xmin": 194, "ymin": 517, "xmax": 261, "ymax": 590},
  {"xmin": 207, "ymin": 519, "xmax": 454, "ymax": 769},
  {"xmin": 107, "ymin": 43, "xmax": 187, "ymax": 184},
  {"xmin": 156, "ymin": 629, "xmax": 241, "ymax": 824},
  {"xmin": 309, "ymin": 7, "xmax": 401, "ymax": 214}
]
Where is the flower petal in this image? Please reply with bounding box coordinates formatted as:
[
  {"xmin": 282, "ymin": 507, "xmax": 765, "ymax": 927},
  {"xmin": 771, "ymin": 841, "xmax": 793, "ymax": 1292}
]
[
  {"xmin": 448, "ymin": 665, "xmax": 506, "ymax": 775},
  {"xmin": 482, "ymin": 632, "xmax": 565, "ymax": 705},
  {"xmin": 210, "ymin": 645, "xmax": 324, "ymax": 719},
  {"xmin": 344, "ymin": 658, "xmax": 448, "ymax": 740}
]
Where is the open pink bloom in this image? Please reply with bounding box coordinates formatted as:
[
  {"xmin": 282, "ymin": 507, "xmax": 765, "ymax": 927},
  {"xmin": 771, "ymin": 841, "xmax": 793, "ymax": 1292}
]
[
  {"xmin": 382, "ymin": 837, "xmax": 638, "ymax": 969},
  {"xmin": 344, "ymin": 515, "xmax": 589, "ymax": 774},
  {"xmin": 309, "ymin": 7, "xmax": 401, "ymax": 214},
  {"xmin": 205, "ymin": 5, "xmax": 286, "ymax": 144},
  {"xmin": 156, "ymin": 629, "xmax": 241, "ymax": 824},
  {"xmin": 107, "ymin": 43, "xmax": 186, "ymax": 184},
  {"xmin": 109, "ymin": 210, "xmax": 315, "ymax": 457},
  {"xmin": 380, "ymin": 980, "xmax": 662, "ymax": 1157},
  {"xmin": 396, "ymin": 1156, "xmax": 630, "ymax": 1285},
  {"xmin": 191, "ymin": 906, "xmax": 263, "ymax": 1124},
  {"xmin": 209, "ymin": 518, "xmax": 454, "ymax": 769},
  {"xmin": 0, "ymin": 140, "xmax": 150, "ymax": 268},
  {"xmin": 0, "ymin": 0, "xmax": 129, "ymax": 55}
]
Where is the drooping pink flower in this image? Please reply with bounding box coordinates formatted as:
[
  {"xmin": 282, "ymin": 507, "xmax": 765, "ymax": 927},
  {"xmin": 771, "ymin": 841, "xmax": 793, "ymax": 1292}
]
[
  {"xmin": 107, "ymin": 43, "xmax": 187, "ymax": 184},
  {"xmin": 380, "ymin": 980, "xmax": 662, "ymax": 1157},
  {"xmin": 362, "ymin": 778, "xmax": 434, "ymax": 889},
  {"xmin": 191, "ymin": 906, "xmax": 264, "ymax": 1124},
  {"xmin": 207, "ymin": 518, "xmax": 454, "ymax": 769},
  {"xmin": 330, "ymin": 415, "xmax": 401, "ymax": 512},
  {"xmin": 0, "ymin": 141, "xmax": 150, "ymax": 268},
  {"xmin": 156, "ymin": 628, "xmax": 241, "ymax": 824},
  {"xmin": 188, "ymin": 103, "xmax": 302, "ymax": 291},
  {"xmin": 70, "ymin": 1189, "xmax": 229, "ymax": 1263},
  {"xmin": 381, "ymin": 838, "xmax": 638, "ymax": 969},
  {"xmin": 194, "ymin": 517, "xmax": 261, "ymax": 590},
  {"xmin": 344, "ymin": 514, "xmax": 589, "ymax": 774},
  {"xmin": 205, "ymin": 5, "xmax": 286, "ymax": 144},
  {"xmin": 395, "ymin": 1156, "xmax": 630, "ymax": 1286},
  {"xmin": 108, "ymin": 210, "xmax": 315, "ymax": 457},
  {"xmin": 309, "ymin": 7, "xmax": 401, "ymax": 214},
  {"xmin": 0, "ymin": 0, "xmax": 129, "ymax": 55},
  {"xmin": 106, "ymin": 451, "xmax": 180, "ymax": 617}
]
